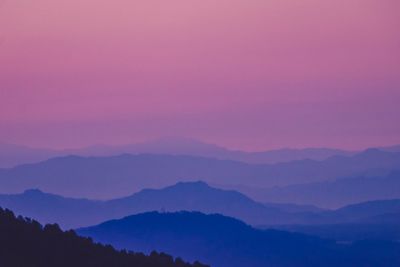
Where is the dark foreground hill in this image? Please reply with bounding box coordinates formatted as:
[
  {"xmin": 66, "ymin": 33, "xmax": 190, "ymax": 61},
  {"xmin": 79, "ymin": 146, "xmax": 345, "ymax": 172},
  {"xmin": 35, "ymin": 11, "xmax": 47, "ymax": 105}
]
[
  {"xmin": 0, "ymin": 207, "xmax": 208, "ymax": 267},
  {"xmin": 78, "ymin": 211, "xmax": 400, "ymax": 267}
]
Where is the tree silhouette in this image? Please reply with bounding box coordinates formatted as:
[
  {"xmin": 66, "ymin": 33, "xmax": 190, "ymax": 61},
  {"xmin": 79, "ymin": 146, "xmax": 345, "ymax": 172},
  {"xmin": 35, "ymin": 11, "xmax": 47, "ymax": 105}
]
[{"xmin": 0, "ymin": 207, "xmax": 209, "ymax": 267}]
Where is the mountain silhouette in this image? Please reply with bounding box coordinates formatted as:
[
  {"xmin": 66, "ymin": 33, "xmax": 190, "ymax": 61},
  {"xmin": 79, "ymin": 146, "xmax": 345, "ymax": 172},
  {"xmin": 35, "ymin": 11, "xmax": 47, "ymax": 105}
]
[
  {"xmin": 0, "ymin": 137, "xmax": 357, "ymax": 167},
  {"xmin": 332, "ymin": 198, "xmax": 400, "ymax": 220},
  {"xmin": 0, "ymin": 207, "xmax": 208, "ymax": 267},
  {"xmin": 253, "ymin": 171, "xmax": 400, "ymax": 208},
  {"xmin": 268, "ymin": 199, "xmax": 400, "ymax": 241},
  {"xmin": 0, "ymin": 149, "xmax": 399, "ymax": 200},
  {"xmin": 0, "ymin": 182, "xmax": 321, "ymax": 229},
  {"xmin": 0, "ymin": 143, "xmax": 58, "ymax": 168},
  {"xmin": 75, "ymin": 137, "xmax": 355, "ymax": 164},
  {"xmin": 104, "ymin": 181, "xmax": 316, "ymax": 226},
  {"xmin": 0, "ymin": 189, "xmax": 103, "ymax": 228},
  {"xmin": 1, "ymin": 181, "xmax": 399, "ymax": 229},
  {"xmin": 78, "ymin": 211, "xmax": 400, "ymax": 267},
  {"xmin": 273, "ymin": 222, "xmax": 400, "ymax": 242}
]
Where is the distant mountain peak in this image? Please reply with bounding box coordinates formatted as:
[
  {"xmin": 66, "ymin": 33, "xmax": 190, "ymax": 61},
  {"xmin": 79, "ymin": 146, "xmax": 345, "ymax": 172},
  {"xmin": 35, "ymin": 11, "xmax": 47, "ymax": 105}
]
[
  {"xmin": 355, "ymin": 148, "xmax": 392, "ymax": 158},
  {"xmin": 87, "ymin": 211, "xmax": 249, "ymax": 231},
  {"xmin": 23, "ymin": 188, "xmax": 45, "ymax": 195},
  {"xmin": 173, "ymin": 181, "xmax": 211, "ymax": 188},
  {"xmin": 151, "ymin": 136, "xmax": 206, "ymax": 144},
  {"xmin": 363, "ymin": 148, "xmax": 383, "ymax": 154}
]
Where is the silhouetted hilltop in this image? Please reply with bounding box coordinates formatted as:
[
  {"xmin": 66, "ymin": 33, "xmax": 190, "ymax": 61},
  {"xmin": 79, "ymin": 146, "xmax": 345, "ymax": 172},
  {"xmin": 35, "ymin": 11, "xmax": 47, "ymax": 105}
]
[
  {"xmin": 106, "ymin": 181, "xmax": 313, "ymax": 226},
  {"xmin": 78, "ymin": 211, "xmax": 400, "ymax": 267},
  {"xmin": 0, "ymin": 207, "xmax": 208, "ymax": 267}
]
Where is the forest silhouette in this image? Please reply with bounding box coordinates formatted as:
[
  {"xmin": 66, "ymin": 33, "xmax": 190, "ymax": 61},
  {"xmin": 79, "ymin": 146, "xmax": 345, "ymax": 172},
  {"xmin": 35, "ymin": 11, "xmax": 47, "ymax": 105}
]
[{"xmin": 0, "ymin": 207, "xmax": 208, "ymax": 267}]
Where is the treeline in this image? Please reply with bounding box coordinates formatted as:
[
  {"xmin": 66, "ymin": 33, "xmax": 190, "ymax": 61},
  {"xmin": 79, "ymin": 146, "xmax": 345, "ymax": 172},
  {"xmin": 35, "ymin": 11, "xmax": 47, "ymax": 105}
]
[{"xmin": 0, "ymin": 207, "xmax": 209, "ymax": 267}]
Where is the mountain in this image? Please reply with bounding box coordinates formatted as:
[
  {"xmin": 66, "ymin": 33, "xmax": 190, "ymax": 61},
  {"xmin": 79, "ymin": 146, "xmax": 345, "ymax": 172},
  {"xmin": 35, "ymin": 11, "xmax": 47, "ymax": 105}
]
[
  {"xmin": 1, "ymin": 149, "xmax": 399, "ymax": 199},
  {"xmin": 272, "ymin": 223, "xmax": 400, "ymax": 242},
  {"xmin": 103, "ymin": 181, "xmax": 317, "ymax": 226},
  {"xmin": 0, "ymin": 207, "xmax": 208, "ymax": 267},
  {"xmin": 0, "ymin": 189, "xmax": 104, "ymax": 228},
  {"xmin": 233, "ymin": 147, "xmax": 354, "ymax": 164},
  {"xmin": 266, "ymin": 198, "xmax": 400, "ymax": 225},
  {"xmin": 0, "ymin": 182, "xmax": 322, "ymax": 229},
  {"xmin": 103, "ymin": 137, "xmax": 354, "ymax": 164},
  {"xmin": 332, "ymin": 199, "xmax": 400, "ymax": 221},
  {"xmin": 0, "ymin": 137, "xmax": 355, "ymax": 167},
  {"xmin": 268, "ymin": 199, "xmax": 400, "ymax": 241},
  {"xmin": 378, "ymin": 144, "xmax": 400, "ymax": 153},
  {"xmin": 0, "ymin": 143, "xmax": 57, "ymax": 168},
  {"xmin": 78, "ymin": 211, "xmax": 400, "ymax": 267},
  {"xmin": 361, "ymin": 212, "xmax": 400, "ymax": 224},
  {"xmin": 247, "ymin": 171, "xmax": 400, "ymax": 208},
  {"xmin": 262, "ymin": 202, "xmax": 324, "ymax": 213},
  {"xmin": 2, "ymin": 181, "xmax": 399, "ymax": 240}
]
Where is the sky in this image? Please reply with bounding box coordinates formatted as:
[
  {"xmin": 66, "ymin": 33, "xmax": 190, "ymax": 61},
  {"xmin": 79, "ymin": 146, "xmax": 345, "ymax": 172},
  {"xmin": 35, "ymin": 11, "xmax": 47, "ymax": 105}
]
[{"xmin": 0, "ymin": 0, "xmax": 399, "ymax": 151}]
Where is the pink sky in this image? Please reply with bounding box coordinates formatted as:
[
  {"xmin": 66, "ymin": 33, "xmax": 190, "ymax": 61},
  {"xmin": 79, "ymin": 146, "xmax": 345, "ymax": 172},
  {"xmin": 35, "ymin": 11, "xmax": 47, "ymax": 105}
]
[{"xmin": 0, "ymin": 0, "xmax": 399, "ymax": 150}]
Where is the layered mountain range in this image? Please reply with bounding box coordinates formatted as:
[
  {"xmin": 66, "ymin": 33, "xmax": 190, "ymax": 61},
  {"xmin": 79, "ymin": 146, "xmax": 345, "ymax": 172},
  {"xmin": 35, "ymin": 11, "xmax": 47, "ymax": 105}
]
[
  {"xmin": 1, "ymin": 181, "xmax": 399, "ymax": 232},
  {"xmin": 0, "ymin": 146, "xmax": 399, "ymax": 203}
]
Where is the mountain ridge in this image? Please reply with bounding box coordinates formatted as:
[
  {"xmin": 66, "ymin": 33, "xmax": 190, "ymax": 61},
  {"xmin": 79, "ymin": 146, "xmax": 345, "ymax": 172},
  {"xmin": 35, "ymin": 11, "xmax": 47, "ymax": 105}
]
[
  {"xmin": 1, "ymin": 181, "xmax": 400, "ymax": 229},
  {"xmin": 6, "ymin": 137, "xmax": 396, "ymax": 168},
  {"xmin": 245, "ymin": 171, "xmax": 400, "ymax": 208},
  {"xmin": 0, "ymin": 181, "xmax": 317, "ymax": 229},
  {"xmin": 1, "ymin": 149, "xmax": 399, "ymax": 200}
]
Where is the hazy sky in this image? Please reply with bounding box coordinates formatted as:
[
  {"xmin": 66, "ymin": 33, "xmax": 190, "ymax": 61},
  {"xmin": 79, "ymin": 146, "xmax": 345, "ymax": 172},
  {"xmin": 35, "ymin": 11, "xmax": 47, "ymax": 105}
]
[{"xmin": 0, "ymin": 0, "xmax": 399, "ymax": 150}]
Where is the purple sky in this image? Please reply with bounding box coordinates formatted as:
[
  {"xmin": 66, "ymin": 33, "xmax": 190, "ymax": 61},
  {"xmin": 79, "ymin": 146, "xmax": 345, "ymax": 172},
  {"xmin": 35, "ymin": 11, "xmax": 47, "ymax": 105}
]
[{"xmin": 0, "ymin": 0, "xmax": 399, "ymax": 151}]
